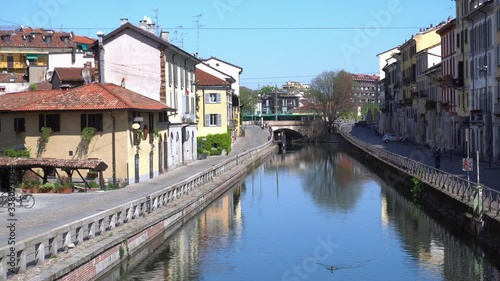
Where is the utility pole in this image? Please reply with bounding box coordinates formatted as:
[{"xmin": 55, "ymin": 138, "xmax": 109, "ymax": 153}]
[{"xmin": 193, "ymin": 14, "xmax": 203, "ymax": 56}]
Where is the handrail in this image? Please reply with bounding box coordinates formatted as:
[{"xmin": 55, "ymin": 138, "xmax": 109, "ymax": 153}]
[
  {"xmin": 0, "ymin": 136, "xmax": 274, "ymax": 281},
  {"xmin": 338, "ymin": 124, "xmax": 500, "ymax": 216}
]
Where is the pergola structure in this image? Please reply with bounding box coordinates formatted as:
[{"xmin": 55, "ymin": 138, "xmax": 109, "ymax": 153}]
[{"xmin": 0, "ymin": 157, "xmax": 108, "ymax": 192}]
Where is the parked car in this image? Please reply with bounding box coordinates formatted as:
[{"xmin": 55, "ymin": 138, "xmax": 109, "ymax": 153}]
[{"xmin": 383, "ymin": 133, "xmax": 398, "ymax": 143}]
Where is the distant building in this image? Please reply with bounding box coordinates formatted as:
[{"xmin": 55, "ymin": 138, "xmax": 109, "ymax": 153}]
[{"xmin": 351, "ymin": 74, "xmax": 380, "ymax": 104}]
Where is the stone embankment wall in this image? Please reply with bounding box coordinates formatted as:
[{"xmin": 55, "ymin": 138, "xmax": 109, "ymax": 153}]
[
  {"xmin": 338, "ymin": 131, "xmax": 500, "ymax": 256},
  {"xmin": 1, "ymin": 141, "xmax": 275, "ymax": 281}
]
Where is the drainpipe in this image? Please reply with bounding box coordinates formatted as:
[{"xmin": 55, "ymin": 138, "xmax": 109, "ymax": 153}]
[
  {"xmin": 97, "ymin": 31, "xmax": 105, "ymax": 83},
  {"xmin": 109, "ymin": 111, "xmax": 116, "ymax": 187}
]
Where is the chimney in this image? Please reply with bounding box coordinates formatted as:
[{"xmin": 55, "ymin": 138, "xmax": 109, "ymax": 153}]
[
  {"xmin": 120, "ymin": 18, "xmax": 128, "ymax": 25},
  {"xmin": 139, "ymin": 19, "xmax": 148, "ymax": 30},
  {"xmin": 160, "ymin": 30, "xmax": 169, "ymax": 41},
  {"xmin": 97, "ymin": 31, "xmax": 105, "ymax": 83}
]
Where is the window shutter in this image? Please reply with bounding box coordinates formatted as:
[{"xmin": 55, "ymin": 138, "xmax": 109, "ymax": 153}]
[
  {"xmin": 217, "ymin": 114, "xmax": 222, "ymax": 127},
  {"xmin": 205, "ymin": 114, "xmax": 209, "ymax": 127},
  {"xmin": 38, "ymin": 114, "xmax": 44, "ymax": 131},
  {"xmin": 216, "ymin": 93, "xmax": 221, "ymax": 103},
  {"xmin": 81, "ymin": 114, "xmax": 87, "ymax": 131},
  {"xmin": 204, "ymin": 94, "xmax": 209, "ymax": 104}
]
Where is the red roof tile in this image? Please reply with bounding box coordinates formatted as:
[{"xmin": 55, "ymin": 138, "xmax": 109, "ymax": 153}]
[
  {"xmin": 0, "ymin": 27, "xmax": 75, "ymax": 49},
  {"xmin": 74, "ymin": 35, "xmax": 95, "ymax": 45},
  {"xmin": 53, "ymin": 67, "xmax": 96, "ymax": 81},
  {"xmin": 0, "ymin": 73, "xmax": 27, "ymax": 83},
  {"xmin": 195, "ymin": 68, "xmax": 230, "ymax": 86},
  {"xmin": 0, "ymin": 83, "xmax": 175, "ymax": 112}
]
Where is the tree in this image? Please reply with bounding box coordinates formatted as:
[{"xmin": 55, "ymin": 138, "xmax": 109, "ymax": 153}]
[
  {"xmin": 240, "ymin": 86, "xmax": 258, "ymax": 117},
  {"xmin": 307, "ymin": 70, "xmax": 355, "ymax": 133}
]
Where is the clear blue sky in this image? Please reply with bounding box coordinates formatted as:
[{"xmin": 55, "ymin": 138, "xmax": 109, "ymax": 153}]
[{"xmin": 2, "ymin": 0, "xmax": 454, "ymax": 90}]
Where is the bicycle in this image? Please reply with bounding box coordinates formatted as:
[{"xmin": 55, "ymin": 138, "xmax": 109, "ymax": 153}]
[{"xmin": 0, "ymin": 192, "xmax": 35, "ymax": 208}]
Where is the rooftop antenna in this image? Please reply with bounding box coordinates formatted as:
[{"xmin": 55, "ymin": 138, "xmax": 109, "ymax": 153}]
[
  {"xmin": 153, "ymin": 8, "xmax": 159, "ymax": 36},
  {"xmin": 174, "ymin": 25, "xmax": 187, "ymax": 49},
  {"xmin": 193, "ymin": 14, "xmax": 203, "ymax": 55}
]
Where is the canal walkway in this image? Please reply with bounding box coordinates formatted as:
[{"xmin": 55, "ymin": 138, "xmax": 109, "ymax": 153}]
[
  {"xmin": 344, "ymin": 123, "xmax": 500, "ymax": 191},
  {"xmin": 0, "ymin": 125, "xmax": 271, "ymax": 248}
]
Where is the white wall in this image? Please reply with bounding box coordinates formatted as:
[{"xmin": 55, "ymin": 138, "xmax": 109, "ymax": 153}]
[
  {"xmin": 48, "ymin": 53, "xmax": 95, "ymax": 73},
  {"xmin": 103, "ymin": 30, "xmax": 161, "ymax": 101},
  {"xmin": 0, "ymin": 83, "xmax": 29, "ymax": 93},
  {"xmin": 204, "ymin": 58, "xmax": 241, "ymax": 97}
]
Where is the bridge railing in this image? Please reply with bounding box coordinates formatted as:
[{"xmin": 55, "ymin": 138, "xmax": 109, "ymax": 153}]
[
  {"xmin": 338, "ymin": 124, "xmax": 500, "ymax": 216},
  {"xmin": 0, "ymin": 139, "xmax": 274, "ymax": 281}
]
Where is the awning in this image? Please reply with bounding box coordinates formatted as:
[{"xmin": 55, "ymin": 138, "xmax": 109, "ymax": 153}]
[
  {"xmin": 79, "ymin": 44, "xmax": 88, "ymax": 51},
  {"xmin": 26, "ymin": 54, "xmax": 38, "ymax": 60}
]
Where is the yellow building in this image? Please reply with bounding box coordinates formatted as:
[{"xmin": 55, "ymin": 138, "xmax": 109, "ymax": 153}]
[
  {"xmin": 195, "ymin": 67, "xmax": 235, "ymax": 137},
  {"xmin": 0, "ymin": 27, "xmax": 76, "ymax": 73},
  {"xmin": 0, "ymin": 83, "xmax": 176, "ymax": 185}
]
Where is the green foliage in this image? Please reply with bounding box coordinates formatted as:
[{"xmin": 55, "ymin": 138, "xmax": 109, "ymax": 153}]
[
  {"xmin": 108, "ymin": 183, "xmax": 120, "ymax": 190},
  {"xmin": 81, "ymin": 127, "xmax": 96, "ymax": 142},
  {"xmin": 1, "ymin": 147, "xmax": 30, "ymax": 158},
  {"xmin": 153, "ymin": 127, "xmax": 160, "ymax": 138},
  {"xmin": 83, "ymin": 181, "xmax": 100, "ymax": 189},
  {"xmin": 410, "ymin": 168, "xmax": 424, "ymax": 204},
  {"xmin": 197, "ymin": 133, "xmax": 232, "ymax": 155},
  {"xmin": 40, "ymin": 127, "xmax": 52, "ymax": 142},
  {"xmin": 29, "ymin": 83, "xmax": 38, "ymax": 91},
  {"xmin": 40, "ymin": 182, "xmax": 56, "ymax": 192},
  {"xmin": 240, "ymin": 86, "xmax": 259, "ymax": 116}
]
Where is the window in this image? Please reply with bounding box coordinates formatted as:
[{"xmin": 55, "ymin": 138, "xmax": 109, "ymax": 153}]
[
  {"xmin": 39, "ymin": 114, "xmax": 60, "ymax": 132},
  {"xmin": 14, "ymin": 118, "xmax": 25, "ymax": 132},
  {"xmin": 159, "ymin": 112, "xmax": 168, "ymax": 123},
  {"xmin": 0, "ymin": 86, "xmax": 5, "ymax": 93},
  {"xmin": 81, "ymin": 113, "xmax": 103, "ymax": 131},
  {"xmin": 205, "ymin": 93, "xmax": 221, "ymax": 104},
  {"xmin": 205, "ymin": 114, "xmax": 221, "ymax": 127}
]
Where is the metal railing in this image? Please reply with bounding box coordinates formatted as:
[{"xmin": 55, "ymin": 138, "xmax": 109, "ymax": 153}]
[
  {"xmin": 0, "ymin": 139, "xmax": 274, "ymax": 281},
  {"xmin": 338, "ymin": 125, "xmax": 500, "ymax": 216}
]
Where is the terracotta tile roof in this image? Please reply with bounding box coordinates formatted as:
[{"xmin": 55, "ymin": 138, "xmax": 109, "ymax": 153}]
[
  {"xmin": 0, "ymin": 73, "xmax": 27, "ymax": 83},
  {"xmin": 0, "ymin": 157, "xmax": 108, "ymax": 171},
  {"xmin": 0, "ymin": 83, "xmax": 175, "ymax": 112},
  {"xmin": 74, "ymin": 35, "xmax": 95, "ymax": 45},
  {"xmin": 36, "ymin": 81, "xmax": 53, "ymax": 90},
  {"xmin": 0, "ymin": 27, "xmax": 75, "ymax": 49},
  {"xmin": 195, "ymin": 68, "xmax": 230, "ymax": 86}
]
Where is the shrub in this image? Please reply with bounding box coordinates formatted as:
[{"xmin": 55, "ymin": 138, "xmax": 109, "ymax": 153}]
[
  {"xmin": 197, "ymin": 133, "xmax": 232, "ymax": 155},
  {"xmin": 40, "ymin": 182, "xmax": 56, "ymax": 192}
]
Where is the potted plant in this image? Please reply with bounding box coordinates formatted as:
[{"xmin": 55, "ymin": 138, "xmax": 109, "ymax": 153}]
[
  {"xmin": 21, "ymin": 170, "xmax": 41, "ymax": 193},
  {"xmin": 55, "ymin": 176, "xmax": 73, "ymax": 193},
  {"xmin": 39, "ymin": 182, "xmax": 55, "ymax": 193}
]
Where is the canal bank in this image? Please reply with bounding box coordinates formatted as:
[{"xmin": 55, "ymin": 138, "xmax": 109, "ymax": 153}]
[
  {"xmin": 1, "ymin": 126, "xmax": 273, "ymax": 281},
  {"xmin": 338, "ymin": 126, "xmax": 500, "ymax": 257}
]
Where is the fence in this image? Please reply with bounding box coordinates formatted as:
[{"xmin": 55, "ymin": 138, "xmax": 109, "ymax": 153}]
[
  {"xmin": 0, "ymin": 139, "xmax": 274, "ymax": 281},
  {"xmin": 338, "ymin": 125, "xmax": 500, "ymax": 216}
]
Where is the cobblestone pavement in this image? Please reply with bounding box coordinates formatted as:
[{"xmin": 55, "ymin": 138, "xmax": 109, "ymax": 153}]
[
  {"xmin": 0, "ymin": 125, "xmax": 271, "ymax": 246},
  {"xmin": 344, "ymin": 123, "xmax": 500, "ymax": 191}
]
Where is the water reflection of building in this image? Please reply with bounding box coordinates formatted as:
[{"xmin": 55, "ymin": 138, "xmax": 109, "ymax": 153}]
[
  {"xmin": 157, "ymin": 185, "xmax": 244, "ymax": 280},
  {"xmin": 380, "ymin": 181, "xmax": 500, "ymax": 280}
]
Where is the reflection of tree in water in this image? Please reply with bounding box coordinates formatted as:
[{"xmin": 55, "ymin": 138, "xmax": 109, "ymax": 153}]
[{"xmin": 298, "ymin": 145, "xmax": 372, "ymax": 212}]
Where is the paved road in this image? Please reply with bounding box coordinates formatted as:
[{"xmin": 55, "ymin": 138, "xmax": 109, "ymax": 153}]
[
  {"xmin": 344, "ymin": 123, "xmax": 500, "ymax": 191},
  {"xmin": 0, "ymin": 125, "xmax": 271, "ymax": 246}
]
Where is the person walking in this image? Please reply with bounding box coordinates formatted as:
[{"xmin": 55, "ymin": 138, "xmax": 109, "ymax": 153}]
[{"xmin": 433, "ymin": 149, "xmax": 441, "ymax": 169}]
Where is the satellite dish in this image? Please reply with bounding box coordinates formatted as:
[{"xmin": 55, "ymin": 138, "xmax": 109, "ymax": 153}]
[{"xmin": 132, "ymin": 123, "xmax": 140, "ymax": 130}]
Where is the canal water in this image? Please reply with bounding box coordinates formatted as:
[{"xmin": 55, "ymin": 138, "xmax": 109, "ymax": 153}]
[{"xmin": 103, "ymin": 144, "xmax": 500, "ymax": 281}]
